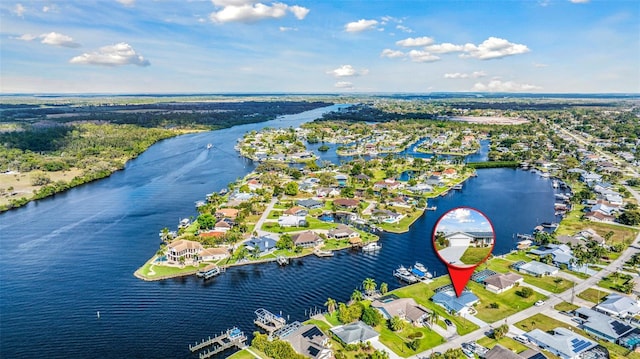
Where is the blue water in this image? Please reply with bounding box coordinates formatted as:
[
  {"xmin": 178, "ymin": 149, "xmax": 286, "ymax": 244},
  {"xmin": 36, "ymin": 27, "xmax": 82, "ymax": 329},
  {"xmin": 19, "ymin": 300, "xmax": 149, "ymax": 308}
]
[{"xmin": 0, "ymin": 105, "xmax": 556, "ymax": 358}]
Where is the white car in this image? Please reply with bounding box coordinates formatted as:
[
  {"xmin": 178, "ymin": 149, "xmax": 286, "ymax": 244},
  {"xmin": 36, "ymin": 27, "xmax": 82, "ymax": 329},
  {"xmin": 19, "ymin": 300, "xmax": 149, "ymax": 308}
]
[
  {"xmin": 535, "ymin": 300, "xmax": 545, "ymax": 306},
  {"xmin": 514, "ymin": 335, "xmax": 529, "ymax": 344}
]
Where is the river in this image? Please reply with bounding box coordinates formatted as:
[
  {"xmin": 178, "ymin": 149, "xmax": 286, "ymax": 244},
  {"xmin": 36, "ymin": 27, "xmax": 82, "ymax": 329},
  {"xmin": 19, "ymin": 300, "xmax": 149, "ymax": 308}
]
[{"xmin": 0, "ymin": 105, "xmax": 557, "ymax": 358}]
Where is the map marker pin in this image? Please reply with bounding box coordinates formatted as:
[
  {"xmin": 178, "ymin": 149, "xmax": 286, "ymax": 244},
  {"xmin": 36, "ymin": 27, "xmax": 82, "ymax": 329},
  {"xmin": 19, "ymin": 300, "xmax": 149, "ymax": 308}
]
[{"xmin": 433, "ymin": 207, "xmax": 495, "ymax": 297}]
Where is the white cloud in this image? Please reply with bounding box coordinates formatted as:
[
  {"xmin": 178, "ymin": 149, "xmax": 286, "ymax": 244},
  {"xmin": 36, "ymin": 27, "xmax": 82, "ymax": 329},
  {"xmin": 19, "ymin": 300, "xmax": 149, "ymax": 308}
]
[
  {"xmin": 396, "ymin": 36, "xmax": 434, "ymax": 47},
  {"xmin": 15, "ymin": 33, "xmax": 37, "ymax": 41},
  {"xmin": 13, "ymin": 3, "xmax": 26, "ymax": 16},
  {"xmin": 444, "ymin": 71, "xmax": 486, "ymax": 79},
  {"xmin": 279, "ymin": 26, "xmax": 297, "ymax": 32},
  {"xmin": 40, "ymin": 32, "xmax": 81, "ymax": 48},
  {"xmin": 288, "ymin": 5, "xmax": 309, "ymax": 19},
  {"xmin": 327, "ymin": 65, "xmax": 368, "ymax": 77},
  {"xmin": 533, "ymin": 62, "xmax": 549, "ymax": 68},
  {"xmin": 70, "ymin": 43, "xmax": 150, "ymax": 67},
  {"xmin": 569, "ymin": 0, "xmax": 589, "ymax": 3},
  {"xmin": 116, "ymin": 0, "xmax": 136, "ymax": 6},
  {"xmin": 425, "ymin": 43, "xmax": 465, "ymax": 54},
  {"xmin": 344, "ymin": 19, "xmax": 378, "ymax": 33},
  {"xmin": 380, "ymin": 49, "xmax": 405, "ymax": 59},
  {"xmin": 210, "ymin": 1, "xmax": 309, "ymax": 23},
  {"xmin": 461, "ymin": 37, "xmax": 530, "ymax": 60},
  {"xmin": 396, "ymin": 25, "xmax": 413, "ymax": 33},
  {"xmin": 443, "ymin": 208, "xmax": 474, "ymax": 223},
  {"xmin": 408, "ymin": 50, "xmax": 439, "ymax": 63},
  {"xmin": 334, "ymin": 81, "xmax": 354, "ymax": 89},
  {"xmin": 472, "ymin": 80, "xmax": 541, "ymax": 92}
]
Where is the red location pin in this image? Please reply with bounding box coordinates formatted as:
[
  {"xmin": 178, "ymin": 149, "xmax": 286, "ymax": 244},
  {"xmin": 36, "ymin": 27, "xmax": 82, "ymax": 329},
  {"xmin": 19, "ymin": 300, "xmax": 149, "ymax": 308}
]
[{"xmin": 433, "ymin": 207, "xmax": 495, "ymax": 297}]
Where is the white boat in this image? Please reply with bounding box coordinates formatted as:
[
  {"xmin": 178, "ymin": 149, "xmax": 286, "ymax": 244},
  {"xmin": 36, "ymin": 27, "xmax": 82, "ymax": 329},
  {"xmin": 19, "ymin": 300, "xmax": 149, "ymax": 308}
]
[
  {"xmin": 362, "ymin": 242, "xmax": 382, "ymax": 252},
  {"xmin": 540, "ymin": 172, "xmax": 550, "ymax": 178},
  {"xmin": 552, "ymin": 180, "xmax": 559, "ymax": 188},
  {"xmin": 452, "ymin": 184, "xmax": 463, "ymax": 190},
  {"xmin": 412, "ymin": 262, "xmax": 433, "ymax": 279},
  {"xmin": 276, "ymin": 256, "xmax": 289, "ymax": 266},
  {"xmin": 197, "ymin": 264, "xmax": 223, "ymax": 280},
  {"xmin": 393, "ymin": 265, "xmax": 418, "ymax": 283},
  {"xmin": 426, "ymin": 206, "xmax": 437, "ymax": 211},
  {"xmin": 207, "ymin": 143, "xmax": 213, "ymax": 149}
]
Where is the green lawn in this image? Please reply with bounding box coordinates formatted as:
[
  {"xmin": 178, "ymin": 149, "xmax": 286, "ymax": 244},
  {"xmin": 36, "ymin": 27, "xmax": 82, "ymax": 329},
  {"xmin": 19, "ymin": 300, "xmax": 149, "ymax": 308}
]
[
  {"xmin": 376, "ymin": 324, "xmax": 444, "ymax": 358},
  {"xmin": 598, "ymin": 273, "xmax": 634, "ymax": 293},
  {"xmin": 468, "ymin": 282, "xmax": 546, "ymax": 323},
  {"xmin": 577, "ymin": 288, "xmax": 609, "ymax": 303},
  {"xmin": 504, "ymin": 251, "xmax": 533, "ymax": 263},
  {"xmin": 459, "ymin": 247, "xmax": 492, "ymax": 265},
  {"xmin": 477, "ymin": 336, "xmax": 529, "ymax": 353},
  {"xmin": 227, "ymin": 349, "xmax": 260, "ymax": 359},
  {"xmin": 561, "ymin": 269, "xmax": 590, "ymax": 280},
  {"xmin": 484, "ymin": 258, "xmax": 513, "ymax": 273},
  {"xmin": 137, "ymin": 260, "xmax": 204, "ymax": 279},
  {"xmin": 304, "ymin": 319, "xmax": 332, "ymax": 333},
  {"xmin": 268, "ymin": 210, "xmax": 282, "ymax": 219},
  {"xmin": 261, "ymin": 217, "xmax": 338, "ymax": 233},
  {"xmin": 520, "ymin": 273, "xmax": 574, "ymax": 294},
  {"xmin": 554, "ymin": 301, "xmax": 579, "ymax": 312},
  {"xmin": 392, "ymin": 279, "xmax": 480, "ymax": 336},
  {"xmin": 377, "ymin": 209, "xmax": 424, "ymax": 233},
  {"xmin": 324, "ymin": 312, "xmax": 342, "ymax": 326}
]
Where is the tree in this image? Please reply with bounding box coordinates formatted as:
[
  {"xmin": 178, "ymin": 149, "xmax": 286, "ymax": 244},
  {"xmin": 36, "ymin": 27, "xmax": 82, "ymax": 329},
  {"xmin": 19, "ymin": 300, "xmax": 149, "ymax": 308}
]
[
  {"xmin": 362, "ymin": 278, "xmax": 376, "ymax": 295},
  {"xmin": 325, "ymin": 298, "xmax": 337, "ymax": 313},
  {"xmin": 197, "ymin": 213, "xmax": 216, "ymax": 229},
  {"xmin": 276, "ymin": 234, "xmax": 294, "ymax": 250},
  {"xmin": 351, "ymin": 289, "xmax": 363, "ymax": 303},
  {"xmin": 380, "ymin": 282, "xmax": 388, "ymax": 295},
  {"xmin": 518, "ymin": 286, "xmax": 534, "ymax": 298},
  {"xmin": 619, "ymin": 210, "xmax": 640, "ymax": 226},
  {"xmin": 604, "ymin": 231, "xmax": 614, "ymax": 242},
  {"xmin": 492, "ymin": 324, "xmax": 508, "ymax": 339},
  {"xmin": 284, "ymin": 182, "xmax": 299, "ymax": 196},
  {"xmin": 362, "ymin": 307, "xmax": 383, "ymax": 326},
  {"xmin": 389, "ymin": 316, "xmax": 405, "ymax": 331}
]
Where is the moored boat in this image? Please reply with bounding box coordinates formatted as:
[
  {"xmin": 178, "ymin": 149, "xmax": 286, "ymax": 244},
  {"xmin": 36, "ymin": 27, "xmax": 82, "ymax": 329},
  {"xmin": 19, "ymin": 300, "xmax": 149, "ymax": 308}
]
[
  {"xmin": 393, "ymin": 265, "xmax": 418, "ymax": 283},
  {"xmin": 412, "ymin": 262, "xmax": 433, "ymax": 279},
  {"xmin": 197, "ymin": 264, "xmax": 223, "ymax": 280},
  {"xmin": 362, "ymin": 242, "xmax": 382, "ymax": 252},
  {"xmin": 276, "ymin": 256, "xmax": 289, "ymax": 266}
]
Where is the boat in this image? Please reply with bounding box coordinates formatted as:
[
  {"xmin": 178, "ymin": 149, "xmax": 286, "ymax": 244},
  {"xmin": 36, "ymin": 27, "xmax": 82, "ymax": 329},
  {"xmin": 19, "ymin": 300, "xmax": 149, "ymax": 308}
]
[
  {"xmin": 362, "ymin": 242, "xmax": 382, "ymax": 252},
  {"xmin": 314, "ymin": 249, "xmax": 334, "ymax": 257},
  {"xmin": 426, "ymin": 206, "xmax": 437, "ymax": 211},
  {"xmin": 412, "ymin": 262, "xmax": 433, "ymax": 279},
  {"xmin": 197, "ymin": 264, "xmax": 223, "ymax": 280},
  {"xmin": 219, "ymin": 188, "xmax": 228, "ymax": 195},
  {"xmin": 276, "ymin": 256, "xmax": 289, "ymax": 266},
  {"xmin": 552, "ymin": 180, "xmax": 559, "ymax": 188},
  {"xmin": 207, "ymin": 143, "xmax": 213, "ymax": 149},
  {"xmin": 541, "ymin": 222, "xmax": 559, "ymax": 228},
  {"xmin": 452, "ymin": 184, "xmax": 463, "ymax": 190},
  {"xmin": 393, "ymin": 265, "xmax": 418, "ymax": 283},
  {"xmin": 540, "ymin": 172, "xmax": 550, "ymax": 178}
]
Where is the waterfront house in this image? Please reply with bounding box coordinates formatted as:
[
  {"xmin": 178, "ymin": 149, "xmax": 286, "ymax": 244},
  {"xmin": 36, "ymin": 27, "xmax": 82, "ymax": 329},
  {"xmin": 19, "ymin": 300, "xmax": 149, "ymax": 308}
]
[
  {"xmin": 371, "ymin": 297, "xmax": 431, "ymax": 326},
  {"xmin": 167, "ymin": 239, "xmax": 203, "ymax": 263},
  {"xmin": 524, "ymin": 327, "xmax": 596, "ymax": 359},
  {"xmin": 292, "ymin": 231, "xmax": 323, "ymax": 248},
  {"xmin": 333, "ymin": 198, "xmax": 359, "ymax": 210},
  {"xmin": 284, "ymin": 206, "xmax": 308, "ymax": 216},
  {"xmin": 483, "ymin": 273, "xmax": 523, "ymax": 294},
  {"xmin": 247, "ymin": 179, "xmax": 263, "ymax": 191},
  {"xmin": 574, "ymin": 307, "xmax": 634, "ymax": 344},
  {"xmin": 407, "ymin": 183, "xmax": 433, "ymax": 193},
  {"xmin": 244, "ymin": 236, "xmax": 277, "ymax": 256},
  {"xmin": 595, "ymin": 293, "xmax": 640, "ymax": 318},
  {"xmin": 330, "ymin": 321, "xmax": 379, "ymax": 345},
  {"xmin": 282, "ymin": 324, "xmax": 333, "ymax": 359},
  {"xmin": 388, "ymin": 196, "xmax": 410, "ymax": 208},
  {"xmin": 584, "ymin": 211, "xmax": 615, "ymax": 223},
  {"xmin": 371, "ymin": 209, "xmax": 402, "ymax": 223},
  {"xmin": 373, "ymin": 178, "xmax": 401, "ymax": 190},
  {"xmin": 327, "ymin": 224, "xmax": 359, "ymax": 240},
  {"xmin": 426, "ymin": 175, "xmax": 445, "ymax": 187},
  {"xmin": 278, "ymin": 215, "xmax": 307, "ymax": 227},
  {"xmin": 199, "ymin": 247, "xmax": 230, "ymax": 261},
  {"xmin": 580, "ymin": 172, "xmax": 602, "ymax": 184},
  {"xmin": 296, "ymin": 199, "xmax": 323, "ymax": 209},
  {"xmin": 443, "ymin": 168, "xmax": 457, "ymax": 178},
  {"xmin": 430, "ymin": 290, "xmax": 478, "ymax": 315},
  {"xmin": 215, "ymin": 208, "xmax": 239, "ymax": 219},
  {"xmin": 515, "ymin": 261, "xmax": 559, "ymax": 277}
]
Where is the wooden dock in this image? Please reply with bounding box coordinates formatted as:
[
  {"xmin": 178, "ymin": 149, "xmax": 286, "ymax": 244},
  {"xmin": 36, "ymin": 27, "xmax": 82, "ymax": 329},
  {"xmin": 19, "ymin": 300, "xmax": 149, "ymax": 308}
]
[{"xmin": 189, "ymin": 327, "xmax": 246, "ymax": 357}]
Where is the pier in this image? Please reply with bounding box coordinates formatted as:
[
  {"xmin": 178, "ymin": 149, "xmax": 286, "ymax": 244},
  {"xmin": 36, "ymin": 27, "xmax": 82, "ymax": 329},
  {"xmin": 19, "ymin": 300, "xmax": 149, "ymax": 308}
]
[
  {"xmin": 254, "ymin": 308, "xmax": 287, "ymax": 333},
  {"xmin": 188, "ymin": 327, "xmax": 247, "ymax": 358}
]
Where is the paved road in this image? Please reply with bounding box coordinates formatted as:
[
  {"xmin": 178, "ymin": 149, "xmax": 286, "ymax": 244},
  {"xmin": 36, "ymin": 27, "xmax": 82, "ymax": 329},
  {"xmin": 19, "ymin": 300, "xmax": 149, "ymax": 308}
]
[{"xmin": 254, "ymin": 197, "xmax": 278, "ymax": 238}]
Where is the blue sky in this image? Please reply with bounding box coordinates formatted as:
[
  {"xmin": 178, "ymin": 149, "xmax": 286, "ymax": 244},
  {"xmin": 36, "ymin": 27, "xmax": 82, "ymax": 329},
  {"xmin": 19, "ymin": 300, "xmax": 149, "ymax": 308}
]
[
  {"xmin": 435, "ymin": 207, "xmax": 493, "ymax": 234},
  {"xmin": 1, "ymin": 0, "xmax": 638, "ymax": 93}
]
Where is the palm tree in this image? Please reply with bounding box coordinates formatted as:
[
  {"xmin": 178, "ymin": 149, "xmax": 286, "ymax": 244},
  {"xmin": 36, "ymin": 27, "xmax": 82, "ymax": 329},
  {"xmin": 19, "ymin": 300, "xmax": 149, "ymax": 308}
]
[
  {"xmin": 380, "ymin": 282, "xmax": 388, "ymax": 295},
  {"xmin": 389, "ymin": 316, "xmax": 405, "ymax": 332},
  {"xmin": 350, "ymin": 289, "xmax": 363, "ymax": 303},
  {"xmin": 325, "ymin": 298, "xmax": 337, "ymax": 314},
  {"xmin": 426, "ymin": 311, "xmax": 438, "ymax": 327},
  {"xmin": 362, "ymin": 278, "xmax": 377, "ymax": 295}
]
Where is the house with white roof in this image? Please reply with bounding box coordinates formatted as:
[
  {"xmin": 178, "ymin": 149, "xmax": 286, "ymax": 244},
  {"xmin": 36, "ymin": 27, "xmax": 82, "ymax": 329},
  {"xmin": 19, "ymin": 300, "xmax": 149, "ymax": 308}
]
[
  {"xmin": 524, "ymin": 327, "xmax": 596, "ymax": 359},
  {"xmin": 574, "ymin": 307, "xmax": 634, "ymax": 343},
  {"xmin": 330, "ymin": 321, "xmax": 379, "ymax": 345},
  {"xmin": 516, "ymin": 261, "xmax": 559, "ymax": 277},
  {"xmin": 529, "ymin": 244, "xmax": 574, "ymax": 267},
  {"xmin": 595, "ymin": 293, "xmax": 640, "ymax": 318}
]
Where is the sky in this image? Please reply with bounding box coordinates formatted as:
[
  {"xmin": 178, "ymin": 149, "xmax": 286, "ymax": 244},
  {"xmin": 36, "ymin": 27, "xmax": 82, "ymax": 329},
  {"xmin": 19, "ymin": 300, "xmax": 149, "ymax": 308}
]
[
  {"xmin": 0, "ymin": 0, "xmax": 638, "ymax": 94},
  {"xmin": 435, "ymin": 207, "xmax": 493, "ymax": 233}
]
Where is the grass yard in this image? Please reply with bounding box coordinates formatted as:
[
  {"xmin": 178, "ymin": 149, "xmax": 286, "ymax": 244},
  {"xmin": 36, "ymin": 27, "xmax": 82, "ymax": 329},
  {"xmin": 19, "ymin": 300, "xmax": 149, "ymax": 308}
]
[
  {"xmin": 521, "ymin": 273, "xmax": 574, "ymax": 293},
  {"xmin": 576, "ymin": 288, "xmax": 609, "ymax": 303},
  {"xmin": 554, "ymin": 301, "xmax": 579, "ymax": 312},
  {"xmin": 598, "ymin": 273, "xmax": 634, "ymax": 293},
  {"xmin": 468, "ymin": 282, "xmax": 546, "ymax": 323},
  {"xmin": 261, "ymin": 217, "xmax": 338, "ymax": 233},
  {"xmin": 557, "ymin": 211, "xmax": 638, "ymax": 247},
  {"xmin": 460, "ymin": 247, "xmax": 492, "ymax": 265},
  {"xmin": 227, "ymin": 349, "xmax": 261, "ymax": 359},
  {"xmin": 561, "ymin": 269, "xmax": 590, "ymax": 280},
  {"xmin": 377, "ymin": 209, "xmax": 425, "ymax": 233},
  {"xmin": 324, "ymin": 312, "xmax": 342, "ymax": 326},
  {"xmin": 392, "ymin": 279, "xmax": 480, "ymax": 336},
  {"xmin": 504, "ymin": 251, "xmax": 533, "ymax": 263},
  {"xmin": 476, "ymin": 336, "xmax": 529, "ymax": 353},
  {"xmin": 484, "ymin": 258, "xmax": 514, "ymax": 273},
  {"xmin": 376, "ymin": 324, "xmax": 444, "ymax": 357}
]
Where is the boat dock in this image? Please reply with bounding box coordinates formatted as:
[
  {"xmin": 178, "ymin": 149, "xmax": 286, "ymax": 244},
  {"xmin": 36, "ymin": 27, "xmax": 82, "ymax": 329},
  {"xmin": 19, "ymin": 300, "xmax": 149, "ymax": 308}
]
[
  {"xmin": 188, "ymin": 327, "xmax": 247, "ymax": 358},
  {"xmin": 254, "ymin": 308, "xmax": 287, "ymax": 333}
]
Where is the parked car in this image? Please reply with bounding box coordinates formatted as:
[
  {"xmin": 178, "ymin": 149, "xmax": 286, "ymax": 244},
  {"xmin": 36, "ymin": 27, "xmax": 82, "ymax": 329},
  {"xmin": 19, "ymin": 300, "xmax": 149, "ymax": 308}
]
[
  {"xmin": 535, "ymin": 300, "xmax": 545, "ymax": 306},
  {"xmin": 514, "ymin": 335, "xmax": 529, "ymax": 344},
  {"xmin": 444, "ymin": 319, "xmax": 453, "ymax": 326}
]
